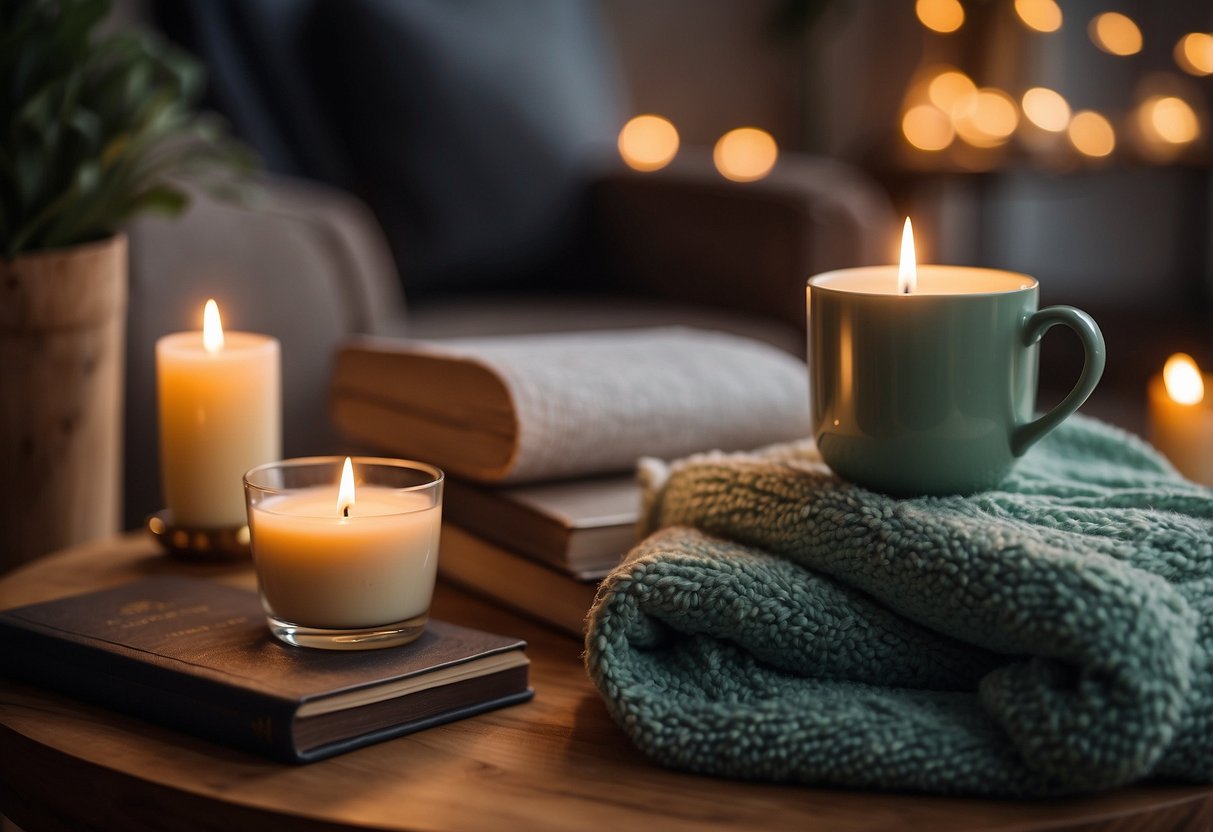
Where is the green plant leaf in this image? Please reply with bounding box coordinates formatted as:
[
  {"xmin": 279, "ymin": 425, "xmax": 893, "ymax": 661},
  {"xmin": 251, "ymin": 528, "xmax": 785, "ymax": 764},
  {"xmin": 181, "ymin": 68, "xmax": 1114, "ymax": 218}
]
[
  {"xmin": 122, "ymin": 184, "xmax": 188, "ymax": 219},
  {"xmin": 3, "ymin": 0, "xmax": 255, "ymax": 256},
  {"xmin": 66, "ymin": 107, "xmax": 100, "ymax": 146}
]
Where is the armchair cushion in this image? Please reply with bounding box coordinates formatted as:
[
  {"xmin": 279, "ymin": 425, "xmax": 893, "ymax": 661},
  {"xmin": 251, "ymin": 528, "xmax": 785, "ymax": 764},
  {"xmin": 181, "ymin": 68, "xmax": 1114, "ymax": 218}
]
[
  {"xmin": 307, "ymin": 0, "xmax": 624, "ymax": 292},
  {"xmin": 159, "ymin": 0, "xmax": 625, "ymax": 292}
]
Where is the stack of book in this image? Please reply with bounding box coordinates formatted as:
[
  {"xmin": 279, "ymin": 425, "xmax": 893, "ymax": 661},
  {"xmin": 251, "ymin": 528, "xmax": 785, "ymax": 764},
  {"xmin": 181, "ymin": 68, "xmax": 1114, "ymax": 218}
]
[
  {"xmin": 440, "ymin": 476, "xmax": 639, "ymax": 636},
  {"xmin": 330, "ymin": 328, "xmax": 811, "ymax": 637}
]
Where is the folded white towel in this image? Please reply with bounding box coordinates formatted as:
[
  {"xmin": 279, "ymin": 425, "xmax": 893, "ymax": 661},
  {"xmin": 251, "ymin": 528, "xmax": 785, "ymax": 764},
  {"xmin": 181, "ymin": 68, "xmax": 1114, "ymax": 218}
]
[{"xmin": 331, "ymin": 327, "xmax": 811, "ymax": 483}]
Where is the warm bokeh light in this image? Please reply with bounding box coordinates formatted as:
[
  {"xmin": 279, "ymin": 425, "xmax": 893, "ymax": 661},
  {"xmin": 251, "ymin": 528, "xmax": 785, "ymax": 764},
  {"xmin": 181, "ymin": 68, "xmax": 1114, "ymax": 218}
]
[
  {"xmin": 1176, "ymin": 33, "xmax": 1213, "ymax": 76},
  {"xmin": 1068, "ymin": 110, "xmax": 1116, "ymax": 157},
  {"xmin": 927, "ymin": 69, "xmax": 977, "ymax": 112},
  {"xmin": 337, "ymin": 457, "xmax": 356, "ymax": 516},
  {"xmin": 1014, "ymin": 0, "xmax": 1062, "ymax": 33},
  {"xmin": 1164, "ymin": 354, "xmax": 1205, "ymax": 405},
  {"xmin": 1089, "ymin": 12, "xmax": 1142, "ymax": 56},
  {"xmin": 1139, "ymin": 96, "xmax": 1200, "ymax": 145},
  {"xmin": 713, "ymin": 127, "xmax": 778, "ymax": 183},
  {"xmin": 1021, "ymin": 87, "xmax": 1071, "ymax": 132},
  {"xmin": 916, "ymin": 0, "xmax": 964, "ymax": 34},
  {"xmin": 618, "ymin": 115, "xmax": 679, "ymax": 172},
  {"xmin": 902, "ymin": 105, "xmax": 955, "ymax": 151},
  {"xmin": 898, "ymin": 218, "xmax": 917, "ymax": 294},
  {"xmin": 954, "ymin": 88, "xmax": 1019, "ymax": 147},
  {"xmin": 203, "ymin": 299, "xmax": 224, "ymax": 354}
]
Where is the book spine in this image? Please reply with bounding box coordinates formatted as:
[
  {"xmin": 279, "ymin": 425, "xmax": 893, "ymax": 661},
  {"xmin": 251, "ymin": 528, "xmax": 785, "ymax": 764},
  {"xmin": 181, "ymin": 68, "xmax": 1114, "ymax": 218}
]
[{"xmin": 0, "ymin": 621, "xmax": 304, "ymax": 763}]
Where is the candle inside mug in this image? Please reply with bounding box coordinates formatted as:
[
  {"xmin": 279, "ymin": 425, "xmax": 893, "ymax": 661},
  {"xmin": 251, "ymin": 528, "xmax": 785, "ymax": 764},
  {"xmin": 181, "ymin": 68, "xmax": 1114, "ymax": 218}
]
[{"xmin": 807, "ymin": 219, "xmax": 1105, "ymax": 496}]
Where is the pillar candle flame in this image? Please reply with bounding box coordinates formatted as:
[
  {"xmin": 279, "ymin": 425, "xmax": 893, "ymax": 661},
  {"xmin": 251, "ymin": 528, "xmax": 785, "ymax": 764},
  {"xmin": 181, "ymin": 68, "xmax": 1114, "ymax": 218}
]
[
  {"xmin": 203, "ymin": 299, "xmax": 225, "ymax": 354},
  {"xmin": 898, "ymin": 218, "xmax": 917, "ymax": 294},
  {"xmin": 337, "ymin": 457, "xmax": 356, "ymax": 517},
  {"xmin": 1164, "ymin": 353, "xmax": 1205, "ymax": 405}
]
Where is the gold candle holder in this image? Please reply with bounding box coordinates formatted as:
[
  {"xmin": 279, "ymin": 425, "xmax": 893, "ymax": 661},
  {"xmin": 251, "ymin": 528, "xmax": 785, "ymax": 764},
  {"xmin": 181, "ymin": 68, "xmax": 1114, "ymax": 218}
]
[{"xmin": 146, "ymin": 509, "xmax": 251, "ymax": 561}]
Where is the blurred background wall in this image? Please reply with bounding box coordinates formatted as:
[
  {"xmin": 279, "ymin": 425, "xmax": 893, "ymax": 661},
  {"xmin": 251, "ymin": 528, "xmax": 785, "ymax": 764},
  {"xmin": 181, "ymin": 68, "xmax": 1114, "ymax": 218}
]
[
  {"xmin": 605, "ymin": 0, "xmax": 1213, "ymax": 412},
  {"xmin": 606, "ymin": 0, "xmax": 1212, "ymax": 300},
  {"xmin": 125, "ymin": 0, "xmax": 1213, "ymax": 423}
]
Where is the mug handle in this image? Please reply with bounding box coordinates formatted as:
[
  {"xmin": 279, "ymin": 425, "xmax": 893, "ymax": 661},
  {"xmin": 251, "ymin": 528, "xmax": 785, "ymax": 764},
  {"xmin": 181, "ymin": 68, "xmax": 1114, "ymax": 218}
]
[{"xmin": 1011, "ymin": 306, "xmax": 1106, "ymax": 457}]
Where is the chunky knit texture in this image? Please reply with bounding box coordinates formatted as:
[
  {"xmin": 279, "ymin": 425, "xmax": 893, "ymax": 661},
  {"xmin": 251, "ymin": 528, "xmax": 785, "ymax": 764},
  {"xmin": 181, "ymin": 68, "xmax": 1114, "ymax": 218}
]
[{"xmin": 585, "ymin": 415, "xmax": 1213, "ymax": 796}]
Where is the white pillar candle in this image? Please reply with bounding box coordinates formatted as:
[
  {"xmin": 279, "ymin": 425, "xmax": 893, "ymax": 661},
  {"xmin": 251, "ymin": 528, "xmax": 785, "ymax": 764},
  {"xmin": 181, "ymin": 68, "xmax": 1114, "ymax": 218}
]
[
  {"xmin": 249, "ymin": 463, "xmax": 442, "ymax": 630},
  {"xmin": 157, "ymin": 300, "xmax": 280, "ymax": 527},
  {"xmin": 1148, "ymin": 353, "xmax": 1213, "ymax": 486}
]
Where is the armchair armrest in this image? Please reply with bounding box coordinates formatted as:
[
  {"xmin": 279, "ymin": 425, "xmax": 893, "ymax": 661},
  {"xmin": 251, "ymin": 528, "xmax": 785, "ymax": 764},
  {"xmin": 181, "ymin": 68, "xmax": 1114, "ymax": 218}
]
[
  {"xmin": 123, "ymin": 175, "xmax": 403, "ymax": 527},
  {"xmin": 589, "ymin": 149, "xmax": 896, "ymax": 328}
]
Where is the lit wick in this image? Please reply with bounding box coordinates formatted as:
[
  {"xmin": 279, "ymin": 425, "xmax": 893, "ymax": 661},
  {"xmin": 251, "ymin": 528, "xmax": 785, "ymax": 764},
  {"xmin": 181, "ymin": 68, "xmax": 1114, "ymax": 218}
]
[{"xmin": 898, "ymin": 217, "xmax": 917, "ymax": 295}]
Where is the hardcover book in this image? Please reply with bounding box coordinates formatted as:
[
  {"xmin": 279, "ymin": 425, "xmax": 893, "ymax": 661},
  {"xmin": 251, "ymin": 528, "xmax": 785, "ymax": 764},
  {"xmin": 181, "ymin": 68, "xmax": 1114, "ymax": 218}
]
[
  {"xmin": 0, "ymin": 577, "xmax": 532, "ymax": 763},
  {"xmin": 439, "ymin": 524, "xmax": 600, "ymax": 638},
  {"xmin": 443, "ymin": 475, "xmax": 639, "ymax": 579}
]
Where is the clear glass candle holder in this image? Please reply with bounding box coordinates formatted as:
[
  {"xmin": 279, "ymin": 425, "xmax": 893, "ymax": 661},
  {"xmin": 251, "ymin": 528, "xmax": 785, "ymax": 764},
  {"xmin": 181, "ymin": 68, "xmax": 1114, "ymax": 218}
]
[{"xmin": 244, "ymin": 457, "xmax": 443, "ymax": 650}]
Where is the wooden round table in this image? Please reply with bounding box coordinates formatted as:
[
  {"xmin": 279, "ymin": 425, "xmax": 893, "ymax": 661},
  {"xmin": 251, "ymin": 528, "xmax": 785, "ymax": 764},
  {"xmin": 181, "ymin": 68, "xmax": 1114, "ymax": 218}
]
[{"xmin": 2, "ymin": 534, "xmax": 1211, "ymax": 831}]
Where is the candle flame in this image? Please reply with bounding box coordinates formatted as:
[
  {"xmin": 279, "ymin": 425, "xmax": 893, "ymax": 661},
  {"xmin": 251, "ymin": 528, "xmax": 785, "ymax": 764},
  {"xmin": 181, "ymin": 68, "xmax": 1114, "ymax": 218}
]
[
  {"xmin": 1164, "ymin": 353, "xmax": 1205, "ymax": 405},
  {"xmin": 898, "ymin": 218, "xmax": 917, "ymax": 294},
  {"xmin": 338, "ymin": 457, "xmax": 356, "ymax": 517},
  {"xmin": 203, "ymin": 299, "xmax": 224, "ymax": 354}
]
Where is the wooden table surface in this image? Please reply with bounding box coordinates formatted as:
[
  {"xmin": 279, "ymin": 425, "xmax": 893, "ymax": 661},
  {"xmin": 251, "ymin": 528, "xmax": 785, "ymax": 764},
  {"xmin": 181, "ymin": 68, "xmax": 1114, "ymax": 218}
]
[{"xmin": 1, "ymin": 534, "xmax": 1211, "ymax": 832}]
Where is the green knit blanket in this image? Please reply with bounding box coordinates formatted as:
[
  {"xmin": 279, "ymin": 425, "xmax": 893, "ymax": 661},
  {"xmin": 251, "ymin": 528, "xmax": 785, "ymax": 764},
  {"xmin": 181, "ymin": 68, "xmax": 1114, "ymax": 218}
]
[{"xmin": 584, "ymin": 415, "xmax": 1213, "ymax": 796}]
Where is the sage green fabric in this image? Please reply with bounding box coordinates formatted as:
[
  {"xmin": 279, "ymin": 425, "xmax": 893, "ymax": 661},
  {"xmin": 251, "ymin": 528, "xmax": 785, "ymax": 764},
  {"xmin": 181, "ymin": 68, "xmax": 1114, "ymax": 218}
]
[{"xmin": 584, "ymin": 415, "xmax": 1213, "ymax": 796}]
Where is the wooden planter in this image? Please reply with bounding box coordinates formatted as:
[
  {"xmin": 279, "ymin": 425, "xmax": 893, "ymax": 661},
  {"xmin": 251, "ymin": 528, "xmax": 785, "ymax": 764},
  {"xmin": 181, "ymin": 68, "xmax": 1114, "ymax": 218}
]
[{"xmin": 0, "ymin": 235, "xmax": 127, "ymax": 571}]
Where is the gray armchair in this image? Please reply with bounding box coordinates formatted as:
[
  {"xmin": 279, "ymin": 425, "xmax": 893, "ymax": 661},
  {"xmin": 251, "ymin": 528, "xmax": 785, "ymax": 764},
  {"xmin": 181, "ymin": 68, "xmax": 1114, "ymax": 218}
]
[{"xmin": 123, "ymin": 151, "xmax": 895, "ymax": 528}]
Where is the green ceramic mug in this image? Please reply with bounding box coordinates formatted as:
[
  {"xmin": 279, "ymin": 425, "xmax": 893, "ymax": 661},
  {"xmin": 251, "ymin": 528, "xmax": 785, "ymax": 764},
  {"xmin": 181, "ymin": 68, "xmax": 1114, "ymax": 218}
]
[{"xmin": 807, "ymin": 266, "xmax": 1106, "ymax": 496}]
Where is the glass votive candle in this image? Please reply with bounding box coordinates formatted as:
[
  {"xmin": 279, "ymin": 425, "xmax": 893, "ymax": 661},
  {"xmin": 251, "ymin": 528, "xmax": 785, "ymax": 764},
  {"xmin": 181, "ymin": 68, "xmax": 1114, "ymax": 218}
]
[{"xmin": 243, "ymin": 456, "xmax": 443, "ymax": 650}]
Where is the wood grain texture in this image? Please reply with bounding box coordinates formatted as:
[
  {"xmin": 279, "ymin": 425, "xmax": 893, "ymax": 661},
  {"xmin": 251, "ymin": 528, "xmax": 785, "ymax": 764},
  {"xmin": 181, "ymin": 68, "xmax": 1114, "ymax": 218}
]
[
  {"xmin": 0, "ymin": 236, "xmax": 127, "ymax": 570},
  {"xmin": 1, "ymin": 534, "xmax": 1211, "ymax": 831}
]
